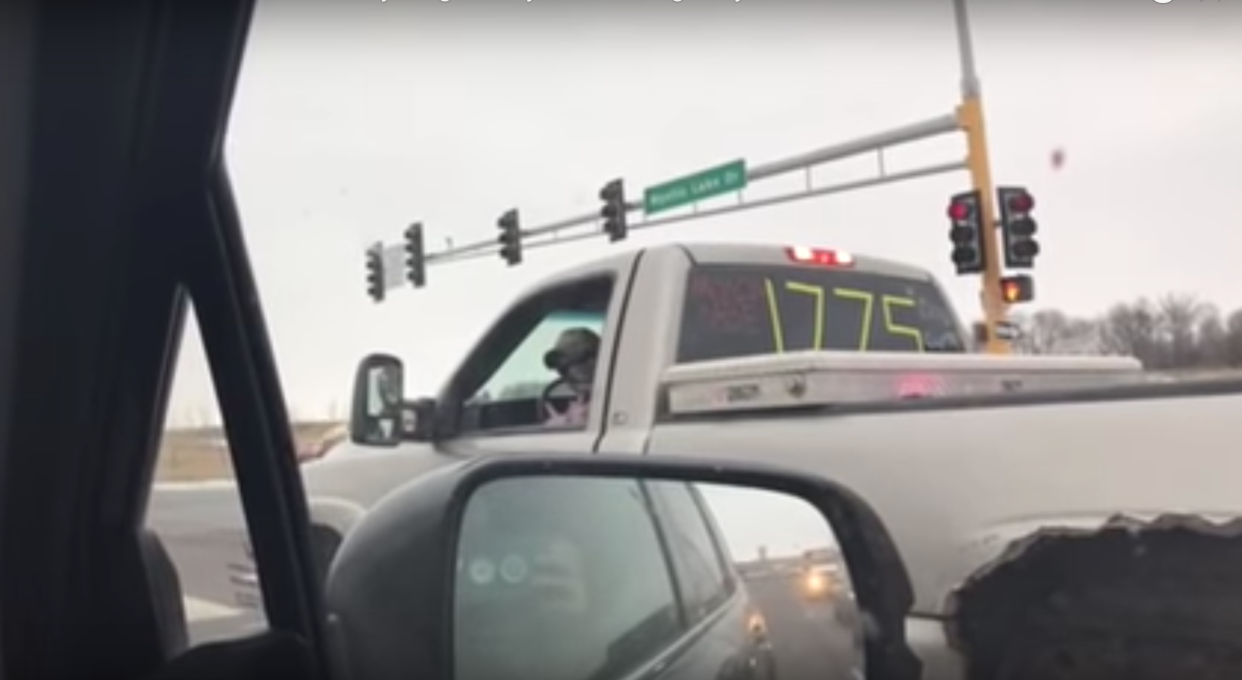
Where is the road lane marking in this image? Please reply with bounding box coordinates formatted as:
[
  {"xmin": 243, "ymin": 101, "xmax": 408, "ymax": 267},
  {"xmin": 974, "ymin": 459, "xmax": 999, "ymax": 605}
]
[{"xmin": 184, "ymin": 596, "xmax": 243, "ymax": 622}]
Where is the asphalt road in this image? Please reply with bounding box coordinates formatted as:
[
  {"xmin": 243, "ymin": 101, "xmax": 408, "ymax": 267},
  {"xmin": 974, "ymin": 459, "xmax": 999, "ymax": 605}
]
[
  {"xmin": 147, "ymin": 486, "xmax": 261, "ymax": 645},
  {"xmin": 744, "ymin": 576, "xmax": 863, "ymax": 680}
]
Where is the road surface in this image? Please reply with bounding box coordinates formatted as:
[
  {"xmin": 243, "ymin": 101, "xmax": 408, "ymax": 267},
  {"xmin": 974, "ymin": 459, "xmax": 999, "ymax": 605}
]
[
  {"xmin": 147, "ymin": 486, "xmax": 261, "ymax": 644},
  {"xmin": 744, "ymin": 575, "xmax": 862, "ymax": 680}
]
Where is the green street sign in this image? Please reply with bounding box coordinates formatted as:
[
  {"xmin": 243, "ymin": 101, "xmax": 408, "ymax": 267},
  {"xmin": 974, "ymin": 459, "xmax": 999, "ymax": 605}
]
[{"xmin": 643, "ymin": 159, "xmax": 747, "ymax": 216}]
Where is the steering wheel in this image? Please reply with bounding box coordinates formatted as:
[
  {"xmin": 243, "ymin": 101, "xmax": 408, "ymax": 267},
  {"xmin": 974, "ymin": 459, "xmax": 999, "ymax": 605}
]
[{"xmin": 538, "ymin": 378, "xmax": 571, "ymax": 421}]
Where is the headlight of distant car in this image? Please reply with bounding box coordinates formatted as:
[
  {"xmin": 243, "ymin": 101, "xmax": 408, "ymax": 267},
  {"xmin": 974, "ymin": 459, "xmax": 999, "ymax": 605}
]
[
  {"xmin": 746, "ymin": 610, "xmax": 768, "ymax": 639},
  {"xmin": 802, "ymin": 571, "xmax": 830, "ymax": 596}
]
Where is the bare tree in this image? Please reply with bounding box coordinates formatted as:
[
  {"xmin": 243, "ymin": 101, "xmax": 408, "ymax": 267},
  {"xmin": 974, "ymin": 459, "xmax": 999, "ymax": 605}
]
[
  {"xmin": 1195, "ymin": 311, "xmax": 1228, "ymax": 368},
  {"xmin": 1009, "ymin": 293, "xmax": 1240, "ymax": 372},
  {"xmin": 1157, "ymin": 294, "xmax": 1211, "ymax": 368},
  {"xmin": 1012, "ymin": 309, "xmax": 1102, "ymax": 355},
  {"xmin": 1097, "ymin": 299, "xmax": 1163, "ymax": 367},
  {"xmin": 1225, "ymin": 309, "xmax": 1242, "ymax": 367}
]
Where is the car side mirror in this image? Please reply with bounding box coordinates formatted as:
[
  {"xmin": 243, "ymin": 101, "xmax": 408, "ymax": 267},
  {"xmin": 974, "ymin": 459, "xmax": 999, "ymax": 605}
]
[
  {"xmin": 349, "ymin": 353, "xmax": 405, "ymax": 447},
  {"xmin": 324, "ymin": 455, "xmax": 922, "ymax": 680}
]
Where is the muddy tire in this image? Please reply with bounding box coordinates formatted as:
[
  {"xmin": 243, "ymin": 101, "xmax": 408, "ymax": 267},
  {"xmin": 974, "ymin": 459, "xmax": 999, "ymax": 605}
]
[
  {"xmin": 995, "ymin": 628, "xmax": 1242, "ymax": 680},
  {"xmin": 953, "ymin": 518, "xmax": 1242, "ymax": 680}
]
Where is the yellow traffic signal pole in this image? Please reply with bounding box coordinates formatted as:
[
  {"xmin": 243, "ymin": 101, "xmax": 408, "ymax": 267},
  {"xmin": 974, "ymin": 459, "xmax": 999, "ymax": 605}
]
[{"xmin": 952, "ymin": 0, "xmax": 1010, "ymax": 355}]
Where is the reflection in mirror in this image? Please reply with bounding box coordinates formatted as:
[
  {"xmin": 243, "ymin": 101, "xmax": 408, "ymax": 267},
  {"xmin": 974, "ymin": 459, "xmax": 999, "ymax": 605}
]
[
  {"xmin": 366, "ymin": 365, "xmax": 402, "ymax": 418},
  {"xmin": 453, "ymin": 475, "xmax": 864, "ymax": 680}
]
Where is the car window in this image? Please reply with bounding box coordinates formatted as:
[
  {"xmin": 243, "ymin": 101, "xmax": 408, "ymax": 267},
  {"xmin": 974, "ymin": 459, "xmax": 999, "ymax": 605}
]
[
  {"xmin": 647, "ymin": 481, "xmax": 733, "ymax": 624},
  {"xmin": 146, "ymin": 308, "xmax": 269, "ymax": 645},
  {"xmin": 454, "ymin": 477, "xmax": 682, "ymax": 680},
  {"xmin": 677, "ymin": 263, "xmax": 967, "ymax": 364},
  {"xmin": 471, "ymin": 309, "xmax": 605, "ymax": 404},
  {"xmin": 135, "ymin": 1, "xmax": 1241, "ymax": 669}
]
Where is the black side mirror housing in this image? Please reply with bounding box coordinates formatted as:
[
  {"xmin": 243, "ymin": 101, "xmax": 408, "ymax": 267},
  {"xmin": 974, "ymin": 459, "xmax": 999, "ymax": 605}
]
[
  {"xmin": 324, "ymin": 455, "xmax": 922, "ymax": 680},
  {"xmin": 349, "ymin": 353, "xmax": 406, "ymax": 447}
]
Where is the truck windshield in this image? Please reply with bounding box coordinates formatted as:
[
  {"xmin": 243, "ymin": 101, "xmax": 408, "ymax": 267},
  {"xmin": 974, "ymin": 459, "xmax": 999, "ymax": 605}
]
[{"xmin": 676, "ymin": 263, "xmax": 966, "ymax": 364}]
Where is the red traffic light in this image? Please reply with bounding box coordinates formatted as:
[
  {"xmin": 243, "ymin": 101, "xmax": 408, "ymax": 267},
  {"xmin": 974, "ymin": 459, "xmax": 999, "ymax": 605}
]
[
  {"xmin": 947, "ymin": 201, "xmax": 973, "ymax": 221},
  {"xmin": 1006, "ymin": 192, "xmax": 1034, "ymax": 213}
]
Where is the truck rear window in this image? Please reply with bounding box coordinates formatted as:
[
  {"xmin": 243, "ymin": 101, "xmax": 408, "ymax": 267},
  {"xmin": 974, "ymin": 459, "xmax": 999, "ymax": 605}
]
[{"xmin": 676, "ymin": 264, "xmax": 966, "ymax": 364}]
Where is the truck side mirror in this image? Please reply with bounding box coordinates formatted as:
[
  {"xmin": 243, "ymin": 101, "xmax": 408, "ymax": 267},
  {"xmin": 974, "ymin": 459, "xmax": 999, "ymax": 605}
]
[
  {"xmin": 398, "ymin": 397, "xmax": 438, "ymax": 443},
  {"xmin": 349, "ymin": 353, "xmax": 405, "ymax": 447}
]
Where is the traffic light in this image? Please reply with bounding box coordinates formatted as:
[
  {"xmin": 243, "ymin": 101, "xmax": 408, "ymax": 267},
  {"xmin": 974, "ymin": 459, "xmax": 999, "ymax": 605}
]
[
  {"xmin": 599, "ymin": 178, "xmax": 627, "ymax": 242},
  {"xmin": 365, "ymin": 243, "xmax": 385, "ymax": 302},
  {"xmin": 999, "ymin": 274, "xmax": 1034, "ymax": 304},
  {"xmin": 497, "ymin": 208, "xmax": 522, "ymax": 266},
  {"xmin": 998, "ymin": 186, "xmax": 1039, "ymax": 269},
  {"xmin": 404, "ymin": 222, "xmax": 426, "ymax": 288},
  {"xmin": 947, "ymin": 189, "xmax": 985, "ymax": 275}
]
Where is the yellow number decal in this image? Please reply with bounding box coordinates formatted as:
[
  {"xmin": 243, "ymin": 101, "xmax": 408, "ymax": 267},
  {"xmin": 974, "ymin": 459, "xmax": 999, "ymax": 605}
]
[
  {"xmin": 765, "ymin": 282, "xmax": 923, "ymax": 353},
  {"xmin": 882, "ymin": 295, "xmax": 925, "ymax": 352},
  {"xmin": 784, "ymin": 281, "xmax": 825, "ymax": 349},
  {"xmin": 833, "ymin": 288, "xmax": 874, "ymax": 351},
  {"xmin": 763, "ymin": 278, "xmax": 785, "ymax": 352}
]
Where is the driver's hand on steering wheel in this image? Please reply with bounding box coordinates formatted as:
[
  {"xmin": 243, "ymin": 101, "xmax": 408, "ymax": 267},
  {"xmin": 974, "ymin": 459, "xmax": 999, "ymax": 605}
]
[{"xmin": 544, "ymin": 395, "xmax": 588, "ymax": 426}]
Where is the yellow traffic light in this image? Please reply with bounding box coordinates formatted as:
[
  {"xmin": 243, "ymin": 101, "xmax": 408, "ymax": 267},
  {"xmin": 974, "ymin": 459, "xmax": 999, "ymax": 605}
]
[{"xmin": 1000, "ymin": 275, "xmax": 1034, "ymax": 304}]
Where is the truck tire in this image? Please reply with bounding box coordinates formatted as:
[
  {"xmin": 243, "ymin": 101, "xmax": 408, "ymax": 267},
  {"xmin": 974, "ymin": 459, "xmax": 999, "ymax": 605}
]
[{"xmin": 954, "ymin": 522, "xmax": 1242, "ymax": 680}]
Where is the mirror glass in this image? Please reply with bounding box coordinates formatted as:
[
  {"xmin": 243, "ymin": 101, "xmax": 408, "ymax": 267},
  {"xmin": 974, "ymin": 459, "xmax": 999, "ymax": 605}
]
[
  {"xmin": 355, "ymin": 361, "xmax": 403, "ymax": 444},
  {"xmin": 453, "ymin": 475, "xmax": 864, "ymax": 680},
  {"xmin": 366, "ymin": 364, "xmax": 402, "ymax": 419}
]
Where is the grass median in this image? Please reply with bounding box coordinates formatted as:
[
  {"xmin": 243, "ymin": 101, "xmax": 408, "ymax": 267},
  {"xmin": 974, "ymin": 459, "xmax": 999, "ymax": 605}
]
[{"xmin": 156, "ymin": 421, "xmax": 342, "ymax": 483}]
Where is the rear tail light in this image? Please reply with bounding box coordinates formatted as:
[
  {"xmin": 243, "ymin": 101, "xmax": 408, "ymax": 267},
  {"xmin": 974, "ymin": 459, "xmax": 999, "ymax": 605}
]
[
  {"xmin": 896, "ymin": 374, "xmax": 944, "ymax": 399},
  {"xmin": 785, "ymin": 246, "xmax": 854, "ymax": 267}
]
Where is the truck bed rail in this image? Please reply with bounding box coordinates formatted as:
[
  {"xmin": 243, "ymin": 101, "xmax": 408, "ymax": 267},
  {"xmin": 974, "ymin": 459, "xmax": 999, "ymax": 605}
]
[{"xmin": 662, "ymin": 351, "xmax": 1146, "ymax": 416}]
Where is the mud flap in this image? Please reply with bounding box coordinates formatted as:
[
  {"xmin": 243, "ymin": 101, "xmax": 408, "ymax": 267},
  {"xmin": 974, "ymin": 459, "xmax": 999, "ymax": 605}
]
[{"xmin": 946, "ymin": 514, "xmax": 1242, "ymax": 680}]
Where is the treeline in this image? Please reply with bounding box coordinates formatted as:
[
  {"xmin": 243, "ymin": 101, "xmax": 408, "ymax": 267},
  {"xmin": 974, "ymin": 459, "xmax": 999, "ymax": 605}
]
[{"xmin": 1008, "ymin": 293, "xmax": 1242, "ymax": 370}]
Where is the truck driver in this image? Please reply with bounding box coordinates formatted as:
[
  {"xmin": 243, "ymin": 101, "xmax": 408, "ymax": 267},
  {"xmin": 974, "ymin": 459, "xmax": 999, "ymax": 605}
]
[{"xmin": 541, "ymin": 327, "xmax": 600, "ymax": 426}]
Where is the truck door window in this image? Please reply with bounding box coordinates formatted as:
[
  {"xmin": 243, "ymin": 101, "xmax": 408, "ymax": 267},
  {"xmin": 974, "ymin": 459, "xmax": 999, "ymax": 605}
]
[
  {"xmin": 473, "ymin": 311, "xmax": 605, "ymax": 403},
  {"xmin": 647, "ymin": 481, "xmax": 732, "ymax": 625},
  {"xmin": 455, "ymin": 277, "xmax": 613, "ymax": 433},
  {"xmin": 676, "ymin": 263, "xmax": 967, "ymax": 363}
]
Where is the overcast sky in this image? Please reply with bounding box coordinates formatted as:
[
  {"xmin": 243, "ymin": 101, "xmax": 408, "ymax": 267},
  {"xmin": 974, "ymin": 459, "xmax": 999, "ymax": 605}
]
[
  {"xmin": 166, "ymin": 0, "xmax": 1242, "ymax": 424},
  {"xmin": 699, "ymin": 484, "xmax": 837, "ymax": 560}
]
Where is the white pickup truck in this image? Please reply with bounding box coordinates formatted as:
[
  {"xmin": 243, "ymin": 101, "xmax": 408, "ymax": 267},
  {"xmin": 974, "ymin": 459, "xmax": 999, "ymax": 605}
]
[{"xmin": 291, "ymin": 242, "xmax": 1242, "ymax": 679}]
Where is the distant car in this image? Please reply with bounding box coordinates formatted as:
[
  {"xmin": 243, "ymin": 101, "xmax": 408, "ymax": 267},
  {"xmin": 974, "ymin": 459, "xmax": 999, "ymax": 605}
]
[
  {"xmin": 798, "ymin": 562, "xmax": 847, "ymax": 602},
  {"xmin": 799, "ymin": 565, "xmax": 834, "ymax": 601},
  {"xmin": 804, "ymin": 562, "xmax": 863, "ymax": 629}
]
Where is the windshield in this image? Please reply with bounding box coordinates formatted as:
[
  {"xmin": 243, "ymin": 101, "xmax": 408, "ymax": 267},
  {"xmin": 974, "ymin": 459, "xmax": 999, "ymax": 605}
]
[
  {"xmin": 140, "ymin": 2, "xmax": 1242, "ymax": 676},
  {"xmin": 677, "ymin": 263, "xmax": 966, "ymax": 363}
]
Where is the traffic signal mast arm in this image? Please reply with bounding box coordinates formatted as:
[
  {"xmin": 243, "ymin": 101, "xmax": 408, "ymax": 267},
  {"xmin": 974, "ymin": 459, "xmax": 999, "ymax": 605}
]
[{"xmin": 417, "ymin": 113, "xmax": 967, "ymax": 267}]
